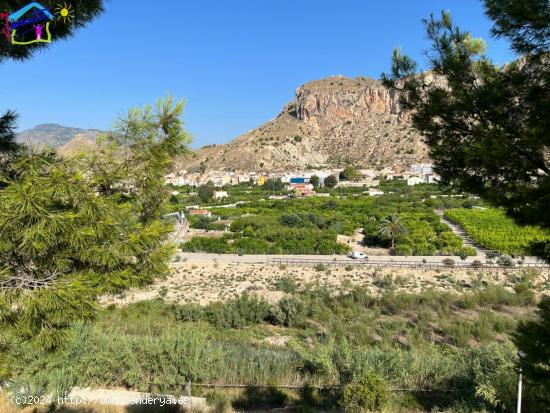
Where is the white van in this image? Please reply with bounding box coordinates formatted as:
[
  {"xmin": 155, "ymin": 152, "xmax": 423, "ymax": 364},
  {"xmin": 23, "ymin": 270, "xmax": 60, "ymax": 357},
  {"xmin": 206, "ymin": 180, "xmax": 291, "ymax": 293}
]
[{"xmin": 351, "ymin": 251, "xmax": 368, "ymax": 260}]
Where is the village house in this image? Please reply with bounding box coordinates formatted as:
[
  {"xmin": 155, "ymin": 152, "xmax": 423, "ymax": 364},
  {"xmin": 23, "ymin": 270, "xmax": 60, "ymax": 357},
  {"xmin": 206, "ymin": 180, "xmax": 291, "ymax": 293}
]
[
  {"xmin": 188, "ymin": 209, "xmax": 212, "ymax": 218},
  {"xmin": 213, "ymin": 190, "xmax": 228, "ymax": 199},
  {"xmin": 407, "ymin": 176, "xmax": 424, "ymax": 186}
]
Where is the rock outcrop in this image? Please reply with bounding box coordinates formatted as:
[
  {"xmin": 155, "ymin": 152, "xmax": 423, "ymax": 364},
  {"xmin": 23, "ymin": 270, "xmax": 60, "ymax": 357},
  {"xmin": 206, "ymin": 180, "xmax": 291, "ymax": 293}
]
[{"xmin": 179, "ymin": 76, "xmax": 428, "ymax": 173}]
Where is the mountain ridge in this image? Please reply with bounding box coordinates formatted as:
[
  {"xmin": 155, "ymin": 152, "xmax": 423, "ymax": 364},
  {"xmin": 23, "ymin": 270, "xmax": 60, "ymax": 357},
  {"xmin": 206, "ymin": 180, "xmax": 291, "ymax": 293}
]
[
  {"xmin": 16, "ymin": 123, "xmax": 103, "ymax": 149},
  {"xmin": 176, "ymin": 75, "xmax": 429, "ymax": 173}
]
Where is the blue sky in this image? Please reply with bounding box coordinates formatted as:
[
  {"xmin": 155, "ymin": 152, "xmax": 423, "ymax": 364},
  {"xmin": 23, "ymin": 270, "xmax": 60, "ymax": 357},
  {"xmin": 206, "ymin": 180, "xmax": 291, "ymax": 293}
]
[{"xmin": 1, "ymin": 0, "xmax": 516, "ymax": 148}]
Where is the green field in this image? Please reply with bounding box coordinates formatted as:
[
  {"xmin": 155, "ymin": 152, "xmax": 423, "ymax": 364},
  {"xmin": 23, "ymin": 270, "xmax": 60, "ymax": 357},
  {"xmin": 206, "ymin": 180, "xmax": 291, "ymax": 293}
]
[
  {"xmin": 444, "ymin": 208, "xmax": 550, "ymax": 255},
  {"xmin": 177, "ymin": 183, "xmax": 477, "ymax": 256}
]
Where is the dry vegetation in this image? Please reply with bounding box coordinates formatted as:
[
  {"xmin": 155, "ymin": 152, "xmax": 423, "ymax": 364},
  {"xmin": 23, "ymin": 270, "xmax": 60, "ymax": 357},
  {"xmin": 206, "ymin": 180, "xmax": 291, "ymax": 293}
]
[{"xmin": 100, "ymin": 262, "xmax": 549, "ymax": 307}]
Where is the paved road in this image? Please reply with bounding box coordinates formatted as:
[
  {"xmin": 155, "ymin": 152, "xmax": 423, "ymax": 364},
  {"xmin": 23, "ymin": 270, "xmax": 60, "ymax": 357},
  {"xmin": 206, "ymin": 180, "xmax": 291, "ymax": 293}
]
[{"xmin": 178, "ymin": 252, "xmax": 544, "ymax": 265}]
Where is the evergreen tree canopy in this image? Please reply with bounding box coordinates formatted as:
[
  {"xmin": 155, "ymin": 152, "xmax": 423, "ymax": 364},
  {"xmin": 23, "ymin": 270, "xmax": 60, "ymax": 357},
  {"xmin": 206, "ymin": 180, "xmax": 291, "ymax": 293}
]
[
  {"xmin": 382, "ymin": 0, "xmax": 550, "ymax": 262},
  {"xmin": 514, "ymin": 297, "xmax": 550, "ymax": 407},
  {"xmin": 0, "ymin": 97, "xmax": 191, "ymax": 358},
  {"xmin": 0, "ymin": 110, "xmax": 20, "ymax": 178}
]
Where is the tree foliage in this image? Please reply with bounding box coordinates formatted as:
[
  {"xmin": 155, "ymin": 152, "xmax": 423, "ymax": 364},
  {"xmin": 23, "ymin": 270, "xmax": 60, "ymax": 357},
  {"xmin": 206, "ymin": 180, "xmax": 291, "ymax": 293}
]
[
  {"xmin": 514, "ymin": 297, "xmax": 550, "ymax": 409},
  {"xmin": 198, "ymin": 182, "xmax": 215, "ymax": 202},
  {"xmin": 263, "ymin": 178, "xmax": 285, "ymax": 192},
  {"xmin": 310, "ymin": 174, "xmax": 320, "ymax": 188},
  {"xmin": 340, "ymin": 165, "xmax": 360, "ymax": 182},
  {"xmin": 0, "ymin": 110, "xmax": 21, "ymax": 180},
  {"xmin": 324, "ymin": 174, "xmax": 337, "ymax": 188},
  {"xmin": 0, "ymin": 98, "xmax": 190, "ymax": 361},
  {"xmin": 382, "ymin": 1, "xmax": 550, "ymax": 262},
  {"xmin": 378, "ymin": 214, "xmax": 408, "ymax": 253}
]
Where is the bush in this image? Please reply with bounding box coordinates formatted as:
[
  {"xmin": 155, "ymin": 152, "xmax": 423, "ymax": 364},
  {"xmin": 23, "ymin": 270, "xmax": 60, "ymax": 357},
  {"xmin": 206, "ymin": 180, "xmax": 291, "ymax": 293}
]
[
  {"xmin": 462, "ymin": 246, "xmax": 478, "ymax": 256},
  {"xmin": 497, "ymin": 254, "xmax": 515, "ymax": 267},
  {"xmin": 269, "ymin": 297, "xmax": 306, "ymax": 327},
  {"xmin": 190, "ymin": 294, "xmax": 272, "ymax": 329},
  {"xmin": 395, "ymin": 244, "xmax": 413, "ymax": 256},
  {"xmin": 275, "ymin": 277, "xmax": 298, "ymax": 293},
  {"xmin": 442, "ymin": 258, "xmax": 455, "ymax": 267},
  {"xmin": 175, "ymin": 304, "xmax": 204, "ymax": 322},
  {"xmin": 324, "ymin": 175, "xmax": 338, "ymax": 188},
  {"xmin": 339, "ymin": 371, "xmax": 389, "ymax": 412},
  {"xmin": 315, "ymin": 263, "xmax": 328, "ymax": 271},
  {"xmin": 471, "ymin": 260, "xmax": 484, "ymax": 268}
]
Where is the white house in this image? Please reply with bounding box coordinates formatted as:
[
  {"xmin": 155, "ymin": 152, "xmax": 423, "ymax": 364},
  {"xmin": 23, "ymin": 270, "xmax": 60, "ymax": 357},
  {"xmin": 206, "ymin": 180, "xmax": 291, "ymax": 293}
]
[
  {"xmin": 213, "ymin": 190, "xmax": 228, "ymax": 199},
  {"xmin": 407, "ymin": 176, "xmax": 424, "ymax": 186}
]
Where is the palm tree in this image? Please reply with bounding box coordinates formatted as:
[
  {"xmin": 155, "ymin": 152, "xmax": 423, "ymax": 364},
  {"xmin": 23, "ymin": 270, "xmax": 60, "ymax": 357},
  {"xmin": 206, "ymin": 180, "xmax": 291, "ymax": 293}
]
[{"xmin": 379, "ymin": 214, "xmax": 407, "ymax": 254}]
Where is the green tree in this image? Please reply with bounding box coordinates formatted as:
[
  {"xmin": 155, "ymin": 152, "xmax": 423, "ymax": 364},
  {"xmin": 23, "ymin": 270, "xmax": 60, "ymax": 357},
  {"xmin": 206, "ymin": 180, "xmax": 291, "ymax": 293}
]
[
  {"xmin": 198, "ymin": 182, "xmax": 215, "ymax": 202},
  {"xmin": 340, "ymin": 165, "xmax": 360, "ymax": 181},
  {"xmin": 0, "ymin": 98, "xmax": 190, "ymax": 381},
  {"xmin": 0, "ymin": 110, "xmax": 20, "ymax": 180},
  {"xmin": 379, "ymin": 214, "xmax": 408, "ymax": 253},
  {"xmin": 263, "ymin": 178, "xmax": 285, "ymax": 191},
  {"xmin": 382, "ymin": 1, "xmax": 550, "ymax": 262},
  {"xmin": 0, "ymin": 0, "xmax": 106, "ymax": 384},
  {"xmin": 324, "ymin": 174, "xmax": 338, "ymax": 188},
  {"xmin": 514, "ymin": 297, "xmax": 550, "ymax": 408},
  {"xmin": 309, "ymin": 174, "xmax": 320, "ymax": 188}
]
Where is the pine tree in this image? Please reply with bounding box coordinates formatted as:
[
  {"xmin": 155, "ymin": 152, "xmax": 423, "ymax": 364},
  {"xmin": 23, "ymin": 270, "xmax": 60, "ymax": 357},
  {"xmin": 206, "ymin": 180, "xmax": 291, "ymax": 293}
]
[
  {"xmin": 513, "ymin": 297, "xmax": 550, "ymax": 408},
  {"xmin": 0, "ymin": 97, "xmax": 191, "ymax": 383},
  {"xmin": 0, "ymin": 1, "xmax": 105, "ymax": 384},
  {"xmin": 382, "ymin": 0, "xmax": 550, "ymax": 262}
]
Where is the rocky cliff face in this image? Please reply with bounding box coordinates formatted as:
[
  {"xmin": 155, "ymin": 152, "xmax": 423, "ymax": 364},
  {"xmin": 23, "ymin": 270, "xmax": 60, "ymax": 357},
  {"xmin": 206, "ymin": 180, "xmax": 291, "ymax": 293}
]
[{"xmin": 178, "ymin": 76, "xmax": 429, "ymax": 173}]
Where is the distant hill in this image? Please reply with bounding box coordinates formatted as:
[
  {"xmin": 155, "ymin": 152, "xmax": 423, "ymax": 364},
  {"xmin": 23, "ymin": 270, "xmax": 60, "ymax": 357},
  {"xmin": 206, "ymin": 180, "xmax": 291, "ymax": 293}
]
[
  {"xmin": 177, "ymin": 76, "xmax": 429, "ymax": 173},
  {"xmin": 16, "ymin": 124, "xmax": 103, "ymax": 150}
]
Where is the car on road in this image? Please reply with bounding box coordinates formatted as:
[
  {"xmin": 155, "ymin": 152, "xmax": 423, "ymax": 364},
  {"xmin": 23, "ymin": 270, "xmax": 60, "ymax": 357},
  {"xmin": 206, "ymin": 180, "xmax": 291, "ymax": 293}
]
[{"xmin": 350, "ymin": 251, "xmax": 368, "ymax": 260}]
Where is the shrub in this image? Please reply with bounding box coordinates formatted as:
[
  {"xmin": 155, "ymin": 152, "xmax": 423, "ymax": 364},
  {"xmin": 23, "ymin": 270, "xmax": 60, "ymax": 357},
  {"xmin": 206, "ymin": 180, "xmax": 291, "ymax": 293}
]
[
  {"xmin": 497, "ymin": 254, "xmax": 515, "ymax": 267},
  {"xmin": 175, "ymin": 304, "xmax": 204, "ymax": 322},
  {"xmin": 339, "ymin": 371, "xmax": 389, "ymax": 412},
  {"xmin": 269, "ymin": 297, "xmax": 306, "ymax": 327},
  {"xmin": 315, "ymin": 263, "xmax": 328, "ymax": 272},
  {"xmin": 442, "ymin": 258, "xmax": 455, "ymax": 267},
  {"xmin": 395, "ymin": 244, "xmax": 413, "ymax": 256},
  {"xmin": 275, "ymin": 277, "xmax": 298, "ymax": 293},
  {"xmin": 324, "ymin": 175, "xmax": 338, "ymax": 188},
  {"xmin": 462, "ymin": 247, "xmax": 478, "ymax": 256},
  {"xmin": 471, "ymin": 260, "xmax": 484, "ymax": 268},
  {"xmin": 198, "ymin": 295, "xmax": 271, "ymax": 329}
]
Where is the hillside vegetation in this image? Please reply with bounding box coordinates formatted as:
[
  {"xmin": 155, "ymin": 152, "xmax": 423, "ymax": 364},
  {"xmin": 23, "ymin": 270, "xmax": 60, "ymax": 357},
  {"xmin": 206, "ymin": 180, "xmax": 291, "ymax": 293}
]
[{"xmin": 7, "ymin": 272, "xmax": 544, "ymax": 412}]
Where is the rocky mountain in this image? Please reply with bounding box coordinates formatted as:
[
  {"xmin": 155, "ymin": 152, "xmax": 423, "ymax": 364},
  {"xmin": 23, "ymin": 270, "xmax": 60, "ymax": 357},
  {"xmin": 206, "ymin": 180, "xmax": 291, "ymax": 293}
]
[
  {"xmin": 16, "ymin": 124, "xmax": 102, "ymax": 150},
  {"xmin": 178, "ymin": 76, "xmax": 429, "ymax": 173}
]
